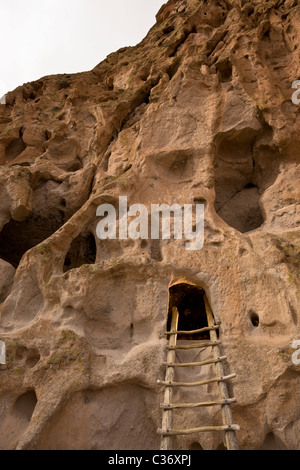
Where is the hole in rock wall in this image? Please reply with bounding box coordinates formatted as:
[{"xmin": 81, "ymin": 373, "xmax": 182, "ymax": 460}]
[
  {"xmin": 163, "ymin": 24, "xmax": 175, "ymax": 35},
  {"xmin": 216, "ymin": 58, "xmax": 232, "ymax": 83},
  {"xmin": 250, "ymin": 311, "xmax": 259, "ymax": 328},
  {"xmin": 5, "ymin": 130, "xmax": 26, "ymax": 161},
  {"xmin": 167, "ymin": 283, "xmax": 211, "ymax": 340},
  {"xmin": 190, "ymin": 441, "xmax": 204, "ymax": 450},
  {"xmin": 0, "ymin": 212, "xmax": 65, "ymax": 268},
  {"xmin": 68, "ymin": 159, "xmax": 83, "ymax": 172},
  {"xmin": 13, "ymin": 390, "xmax": 37, "ymax": 422},
  {"xmin": 0, "ymin": 389, "xmax": 38, "ymax": 449},
  {"xmin": 213, "ymin": 131, "xmax": 267, "ymax": 233},
  {"xmin": 64, "ymin": 231, "xmax": 96, "ymax": 272},
  {"xmin": 261, "ymin": 432, "xmax": 287, "ymax": 450},
  {"xmin": 217, "ymin": 182, "xmax": 264, "ymax": 233}
]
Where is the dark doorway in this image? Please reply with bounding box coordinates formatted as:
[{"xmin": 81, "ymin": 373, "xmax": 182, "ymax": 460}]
[
  {"xmin": 167, "ymin": 283, "xmax": 210, "ymax": 340},
  {"xmin": 63, "ymin": 231, "xmax": 96, "ymax": 272}
]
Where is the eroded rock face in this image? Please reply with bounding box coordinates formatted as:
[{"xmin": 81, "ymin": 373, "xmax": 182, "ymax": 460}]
[{"xmin": 0, "ymin": 0, "xmax": 299, "ymax": 450}]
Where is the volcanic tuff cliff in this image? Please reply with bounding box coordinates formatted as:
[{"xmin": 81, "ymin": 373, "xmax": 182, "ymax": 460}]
[{"xmin": 0, "ymin": 0, "xmax": 299, "ymax": 450}]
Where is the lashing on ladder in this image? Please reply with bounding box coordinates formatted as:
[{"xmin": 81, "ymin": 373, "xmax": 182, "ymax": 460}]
[{"xmin": 157, "ymin": 295, "xmax": 240, "ymax": 450}]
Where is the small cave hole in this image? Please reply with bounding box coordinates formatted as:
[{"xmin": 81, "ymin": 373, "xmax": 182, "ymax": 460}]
[
  {"xmin": 0, "ymin": 212, "xmax": 65, "ymax": 268},
  {"xmin": 261, "ymin": 432, "xmax": 287, "ymax": 450},
  {"xmin": 250, "ymin": 311, "xmax": 259, "ymax": 328},
  {"xmin": 190, "ymin": 442, "xmax": 204, "ymax": 450},
  {"xmin": 263, "ymin": 28, "xmax": 270, "ymax": 40},
  {"xmin": 216, "ymin": 182, "xmax": 264, "ymax": 233},
  {"xmin": 13, "ymin": 390, "xmax": 37, "ymax": 422},
  {"xmin": 163, "ymin": 25, "xmax": 175, "ymax": 35},
  {"xmin": 68, "ymin": 159, "xmax": 83, "ymax": 172},
  {"xmin": 45, "ymin": 130, "xmax": 51, "ymax": 141},
  {"xmin": 5, "ymin": 131, "xmax": 26, "ymax": 161},
  {"xmin": 166, "ymin": 58, "xmax": 181, "ymax": 80},
  {"xmin": 63, "ymin": 232, "xmax": 96, "ymax": 272},
  {"xmin": 216, "ymin": 58, "xmax": 232, "ymax": 83}
]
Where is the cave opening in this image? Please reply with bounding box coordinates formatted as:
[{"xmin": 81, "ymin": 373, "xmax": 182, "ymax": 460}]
[
  {"xmin": 0, "ymin": 212, "xmax": 65, "ymax": 268},
  {"xmin": 190, "ymin": 441, "xmax": 204, "ymax": 450},
  {"xmin": 250, "ymin": 311, "xmax": 260, "ymax": 328},
  {"xmin": 213, "ymin": 131, "xmax": 266, "ymax": 234},
  {"xmin": 261, "ymin": 432, "xmax": 287, "ymax": 450},
  {"xmin": 216, "ymin": 58, "xmax": 232, "ymax": 83},
  {"xmin": 13, "ymin": 389, "xmax": 37, "ymax": 422},
  {"xmin": 167, "ymin": 283, "xmax": 212, "ymax": 340},
  {"xmin": 63, "ymin": 231, "xmax": 96, "ymax": 272},
  {"xmin": 5, "ymin": 129, "xmax": 26, "ymax": 162},
  {"xmin": 216, "ymin": 182, "xmax": 264, "ymax": 233}
]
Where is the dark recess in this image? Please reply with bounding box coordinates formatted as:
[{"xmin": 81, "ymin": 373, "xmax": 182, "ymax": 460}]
[
  {"xmin": 13, "ymin": 390, "xmax": 37, "ymax": 421},
  {"xmin": 167, "ymin": 283, "xmax": 212, "ymax": 340},
  {"xmin": 64, "ymin": 232, "xmax": 96, "ymax": 272},
  {"xmin": 0, "ymin": 213, "xmax": 64, "ymax": 268}
]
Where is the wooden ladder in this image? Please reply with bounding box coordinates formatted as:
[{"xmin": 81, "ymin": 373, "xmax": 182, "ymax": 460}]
[{"xmin": 157, "ymin": 295, "xmax": 239, "ymax": 450}]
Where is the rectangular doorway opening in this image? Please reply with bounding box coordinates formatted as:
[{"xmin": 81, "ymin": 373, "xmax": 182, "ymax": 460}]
[{"xmin": 167, "ymin": 283, "xmax": 218, "ymax": 340}]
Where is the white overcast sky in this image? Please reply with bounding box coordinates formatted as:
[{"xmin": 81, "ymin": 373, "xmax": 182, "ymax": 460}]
[{"xmin": 0, "ymin": 0, "xmax": 166, "ymax": 97}]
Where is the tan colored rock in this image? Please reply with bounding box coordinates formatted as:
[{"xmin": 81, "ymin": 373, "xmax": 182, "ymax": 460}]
[{"xmin": 0, "ymin": 0, "xmax": 299, "ymax": 450}]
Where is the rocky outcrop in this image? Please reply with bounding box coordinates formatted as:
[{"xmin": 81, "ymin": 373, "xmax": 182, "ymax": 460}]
[{"xmin": 0, "ymin": 0, "xmax": 299, "ymax": 450}]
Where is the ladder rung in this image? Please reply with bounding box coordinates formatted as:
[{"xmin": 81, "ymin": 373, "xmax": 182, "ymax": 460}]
[
  {"xmin": 163, "ymin": 355, "xmax": 227, "ymax": 367},
  {"xmin": 160, "ymin": 398, "xmax": 237, "ymax": 409},
  {"xmin": 157, "ymin": 373, "xmax": 236, "ymax": 388},
  {"xmin": 157, "ymin": 424, "xmax": 240, "ymax": 436},
  {"xmin": 165, "ymin": 325, "xmax": 219, "ymax": 336},
  {"xmin": 167, "ymin": 340, "xmax": 220, "ymax": 350}
]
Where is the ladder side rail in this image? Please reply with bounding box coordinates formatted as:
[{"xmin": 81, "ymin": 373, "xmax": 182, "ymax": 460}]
[
  {"xmin": 160, "ymin": 306, "xmax": 179, "ymax": 451},
  {"xmin": 204, "ymin": 295, "xmax": 239, "ymax": 450}
]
